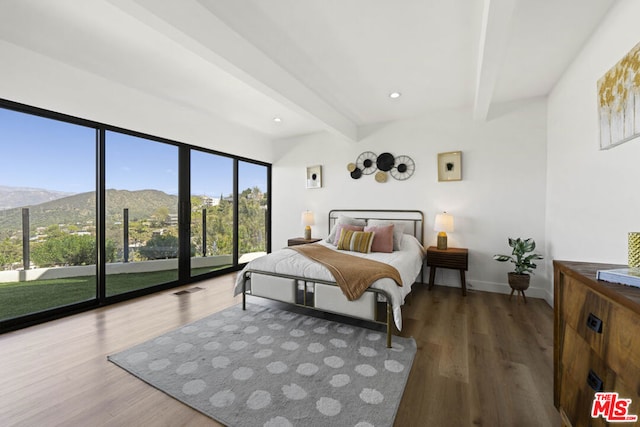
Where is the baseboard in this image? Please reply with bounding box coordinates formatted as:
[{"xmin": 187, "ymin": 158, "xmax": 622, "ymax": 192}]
[
  {"xmin": 428, "ymin": 279, "xmax": 550, "ymax": 301},
  {"xmin": 542, "ymin": 288, "xmax": 554, "ymax": 308}
]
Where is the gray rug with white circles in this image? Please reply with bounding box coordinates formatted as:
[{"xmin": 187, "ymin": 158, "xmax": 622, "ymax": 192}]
[{"xmin": 108, "ymin": 303, "xmax": 416, "ymax": 427}]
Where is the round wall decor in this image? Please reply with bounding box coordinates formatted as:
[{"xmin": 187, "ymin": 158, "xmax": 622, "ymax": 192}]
[
  {"xmin": 349, "ymin": 151, "xmax": 415, "ymax": 182},
  {"xmin": 356, "ymin": 151, "xmax": 378, "ymax": 175},
  {"xmin": 390, "ymin": 155, "xmax": 415, "ymax": 181},
  {"xmin": 375, "ymin": 171, "xmax": 388, "ymax": 183},
  {"xmin": 376, "ymin": 152, "xmax": 395, "ymax": 172}
]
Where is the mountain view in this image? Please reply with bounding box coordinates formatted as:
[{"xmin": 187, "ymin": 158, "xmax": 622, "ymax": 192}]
[
  {"xmin": 0, "ymin": 185, "xmax": 74, "ymax": 211},
  {"xmin": 0, "ymin": 185, "xmax": 266, "ymax": 267},
  {"xmin": 0, "ymin": 188, "xmax": 178, "ymax": 237}
]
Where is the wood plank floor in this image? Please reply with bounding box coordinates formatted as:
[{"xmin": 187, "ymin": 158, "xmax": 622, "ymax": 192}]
[{"xmin": 0, "ymin": 275, "xmax": 559, "ymax": 426}]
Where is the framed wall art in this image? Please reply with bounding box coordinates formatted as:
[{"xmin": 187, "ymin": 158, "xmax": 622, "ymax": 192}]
[
  {"xmin": 598, "ymin": 40, "xmax": 640, "ymax": 150},
  {"xmin": 306, "ymin": 165, "xmax": 322, "ymax": 189},
  {"xmin": 437, "ymin": 151, "xmax": 462, "ymax": 182}
]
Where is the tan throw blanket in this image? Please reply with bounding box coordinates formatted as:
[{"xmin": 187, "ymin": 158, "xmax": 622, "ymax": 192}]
[{"xmin": 289, "ymin": 244, "xmax": 402, "ymax": 301}]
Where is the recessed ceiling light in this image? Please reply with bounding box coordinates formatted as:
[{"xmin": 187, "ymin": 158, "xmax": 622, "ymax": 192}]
[
  {"xmin": 389, "ymin": 92, "xmax": 401, "ymax": 99},
  {"xmin": 273, "ymin": 117, "xmax": 282, "ymax": 123}
]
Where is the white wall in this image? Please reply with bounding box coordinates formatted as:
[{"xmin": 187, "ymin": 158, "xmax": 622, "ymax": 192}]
[
  {"xmin": 0, "ymin": 41, "xmax": 273, "ymax": 161},
  {"xmin": 272, "ymin": 100, "xmax": 550, "ymax": 300},
  {"xmin": 546, "ymin": 0, "xmax": 640, "ymax": 268}
]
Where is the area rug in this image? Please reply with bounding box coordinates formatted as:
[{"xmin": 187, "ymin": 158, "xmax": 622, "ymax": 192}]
[{"xmin": 108, "ymin": 303, "xmax": 416, "ymax": 427}]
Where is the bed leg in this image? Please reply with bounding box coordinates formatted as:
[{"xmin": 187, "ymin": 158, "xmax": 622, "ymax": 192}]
[
  {"xmin": 242, "ymin": 277, "xmax": 247, "ymax": 311},
  {"xmin": 386, "ymin": 303, "xmax": 392, "ymax": 348}
]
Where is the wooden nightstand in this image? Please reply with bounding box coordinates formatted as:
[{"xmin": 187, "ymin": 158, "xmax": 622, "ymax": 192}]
[
  {"xmin": 287, "ymin": 237, "xmax": 322, "ymax": 247},
  {"xmin": 426, "ymin": 246, "xmax": 469, "ymax": 295}
]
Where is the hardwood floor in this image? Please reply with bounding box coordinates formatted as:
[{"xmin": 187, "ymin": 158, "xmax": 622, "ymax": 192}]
[
  {"xmin": 0, "ymin": 275, "xmax": 559, "ymax": 426},
  {"xmin": 396, "ymin": 285, "xmax": 559, "ymax": 426}
]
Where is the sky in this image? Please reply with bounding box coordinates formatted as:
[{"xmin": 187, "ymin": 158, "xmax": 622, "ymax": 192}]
[{"xmin": 0, "ymin": 107, "xmax": 267, "ymax": 196}]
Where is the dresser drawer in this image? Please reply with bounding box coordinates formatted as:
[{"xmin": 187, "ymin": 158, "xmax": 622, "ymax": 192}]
[
  {"xmin": 606, "ymin": 372, "xmax": 640, "ymax": 425},
  {"xmin": 560, "ymin": 325, "xmax": 614, "ymax": 426},
  {"xmin": 561, "ymin": 276, "xmax": 610, "ymax": 356},
  {"xmin": 560, "ymin": 372, "xmax": 607, "ymax": 427},
  {"xmin": 426, "ymin": 248, "xmax": 468, "ymax": 269},
  {"xmin": 561, "ymin": 325, "xmax": 613, "ymax": 394},
  {"xmin": 605, "ymin": 302, "xmax": 640, "ymax": 394}
]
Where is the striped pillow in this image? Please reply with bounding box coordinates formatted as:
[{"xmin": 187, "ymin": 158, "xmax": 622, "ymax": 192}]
[
  {"xmin": 330, "ymin": 224, "xmax": 364, "ymax": 246},
  {"xmin": 337, "ymin": 229, "xmax": 375, "ymax": 253}
]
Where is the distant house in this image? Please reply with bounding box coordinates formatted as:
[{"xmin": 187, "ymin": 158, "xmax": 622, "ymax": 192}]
[
  {"xmin": 202, "ymin": 196, "xmax": 220, "ymax": 207},
  {"xmin": 166, "ymin": 214, "xmax": 178, "ymax": 226}
]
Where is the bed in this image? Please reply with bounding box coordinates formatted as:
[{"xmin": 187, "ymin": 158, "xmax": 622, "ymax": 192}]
[{"xmin": 234, "ymin": 209, "xmax": 425, "ymax": 347}]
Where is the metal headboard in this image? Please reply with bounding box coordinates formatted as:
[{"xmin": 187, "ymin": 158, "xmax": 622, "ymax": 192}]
[{"xmin": 328, "ymin": 209, "xmax": 424, "ymax": 246}]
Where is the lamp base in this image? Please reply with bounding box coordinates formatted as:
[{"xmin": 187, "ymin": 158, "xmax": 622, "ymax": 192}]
[
  {"xmin": 437, "ymin": 232, "xmax": 448, "ymax": 250},
  {"xmin": 304, "ymin": 226, "xmax": 311, "ymax": 240}
]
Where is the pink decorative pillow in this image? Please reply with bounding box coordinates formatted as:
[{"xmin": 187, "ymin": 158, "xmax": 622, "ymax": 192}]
[
  {"xmin": 364, "ymin": 224, "xmax": 394, "ymax": 253},
  {"xmin": 331, "ymin": 224, "xmax": 364, "ymax": 246}
]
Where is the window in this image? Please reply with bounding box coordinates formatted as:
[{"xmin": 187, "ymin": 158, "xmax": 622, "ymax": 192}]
[
  {"xmin": 0, "ymin": 108, "xmax": 96, "ymax": 321},
  {"xmin": 238, "ymin": 161, "xmax": 269, "ymax": 263},
  {"xmin": 105, "ymin": 131, "xmax": 179, "ymax": 296},
  {"xmin": 190, "ymin": 150, "xmax": 233, "ymax": 277},
  {"xmin": 0, "ymin": 100, "xmax": 271, "ymax": 332}
]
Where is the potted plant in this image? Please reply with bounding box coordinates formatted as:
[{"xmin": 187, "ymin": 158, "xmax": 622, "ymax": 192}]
[{"xmin": 493, "ymin": 238, "xmax": 543, "ymax": 301}]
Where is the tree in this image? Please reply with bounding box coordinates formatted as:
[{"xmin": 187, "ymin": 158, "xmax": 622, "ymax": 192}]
[
  {"xmin": 139, "ymin": 234, "xmax": 179, "ymax": 260},
  {"xmin": 0, "ymin": 238, "xmax": 21, "ymax": 269},
  {"xmin": 30, "ymin": 235, "xmax": 117, "ymax": 267},
  {"xmin": 188, "ymin": 188, "xmax": 267, "ymax": 257},
  {"xmin": 44, "ymin": 224, "xmax": 65, "ymax": 239},
  {"xmin": 105, "ymin": 239, "xmax": 118, "ymax": 264},
  {"xmin": 238, "ymin": 187, "xmax": 266, "ymax": 254},
  {"xmin": 209, "ymin": 199, "xmax": 233, "ymax": 255},
  {"xmin": 151, "ymin": 207, "xmax": 170, "ymax": 227}
]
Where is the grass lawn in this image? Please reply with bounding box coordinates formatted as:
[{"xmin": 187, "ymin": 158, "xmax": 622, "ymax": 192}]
[{"xmin": 0, "ymin": 266, "xmax": 230, "ymax": 322}]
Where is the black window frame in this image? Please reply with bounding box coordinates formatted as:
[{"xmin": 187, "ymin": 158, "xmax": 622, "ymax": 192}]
[{"xmin": 0, "ymin": 98, "xmax": 271, "ymax": 333}]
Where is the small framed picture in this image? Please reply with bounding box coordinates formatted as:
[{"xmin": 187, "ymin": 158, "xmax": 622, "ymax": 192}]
[
  {"xmin": 306, "ymin": 165, "xmax": 322, "ymax": 189},
  {"xmin": 437, "ymin": 151, "xmax": 462, "ymax": 182}
]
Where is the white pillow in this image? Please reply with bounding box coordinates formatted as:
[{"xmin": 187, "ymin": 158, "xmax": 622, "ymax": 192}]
[
  {"xmin": 366, "ymin": 219, "xmax": 406, "ymax": 250},
  {"xmin": 326, "ymin": 214, "xmax": 367, "ymax": 243}
]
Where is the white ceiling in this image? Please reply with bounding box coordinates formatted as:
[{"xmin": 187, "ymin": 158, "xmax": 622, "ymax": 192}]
[{"xmin": 0, "ymin": 0, "xmax": 617, "ymax": 141}]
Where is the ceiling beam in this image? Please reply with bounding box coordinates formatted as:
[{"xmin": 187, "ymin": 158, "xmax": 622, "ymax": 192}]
[
  {"xmin": 473, "ymin": 0, "xmax": 518, "ymax": 121},
  {"xmin": 108, "ymin": 0, "xmax": 358, "ymax": 142}
]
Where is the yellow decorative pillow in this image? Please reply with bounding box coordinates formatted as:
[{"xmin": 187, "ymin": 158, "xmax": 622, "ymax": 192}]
[{"xmin": 337, "ymin": 229, "xmax": 375, "ymax": 253}]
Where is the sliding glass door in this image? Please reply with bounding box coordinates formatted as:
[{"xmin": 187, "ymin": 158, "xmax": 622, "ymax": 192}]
[
  {"xmin": 0, "ymin": 99, "xmax": 271, "ymax": 332},
  {"xmin": 105, "ymin": 131, "xmax": 179, "ymax": 296},
  {"xmin": 190, "ymin": 150, "xmax": 234, "ymax": 277},
  {"xmin": 0, "ymin": 108, "xmax": 96, "ymax": 321},
  {"xmin": 238, "ymin": 161, "xmax": 269, "ymax": 263}
]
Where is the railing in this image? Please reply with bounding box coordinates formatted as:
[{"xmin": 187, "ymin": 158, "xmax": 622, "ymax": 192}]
[{"xmin": 0, "ymin": 255, "xmax": 233, "ymax": 282}]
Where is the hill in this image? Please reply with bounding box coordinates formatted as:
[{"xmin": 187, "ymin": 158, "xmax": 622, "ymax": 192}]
[
  {"xmin": 0, "ymin": 189, "xmax": 178, "ymax": 235},
  {"xmin": 0, "ymin": 185, "xmax": 74, "ymax": 210}
]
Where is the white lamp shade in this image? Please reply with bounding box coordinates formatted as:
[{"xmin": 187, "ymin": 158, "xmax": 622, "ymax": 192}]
[
  {"xmin": 301, "ymin": 211, "xmax": 315, "ymax": 226},
  {"xmin": 434, "ymin": 212, "xmax": 454, "ymax": 233}
]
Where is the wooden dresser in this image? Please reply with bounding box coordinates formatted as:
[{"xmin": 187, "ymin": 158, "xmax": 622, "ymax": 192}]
[{"xmin": 554, "ymin": 261, "xmax": 640, "ymax": 426}]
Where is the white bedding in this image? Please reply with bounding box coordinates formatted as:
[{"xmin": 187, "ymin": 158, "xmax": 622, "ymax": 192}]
[{"xmin": 234, "ymin": 234, "xmax": 425, "ymax": 330}]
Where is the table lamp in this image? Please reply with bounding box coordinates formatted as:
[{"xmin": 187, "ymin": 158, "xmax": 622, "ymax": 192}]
[
  {"xmin": 434, "ymin": 212, "xmax": 454, "ymax": 250},
  {"xmin": 301, "ymin": 211, "xmax": 315, "ymax": 240}
]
